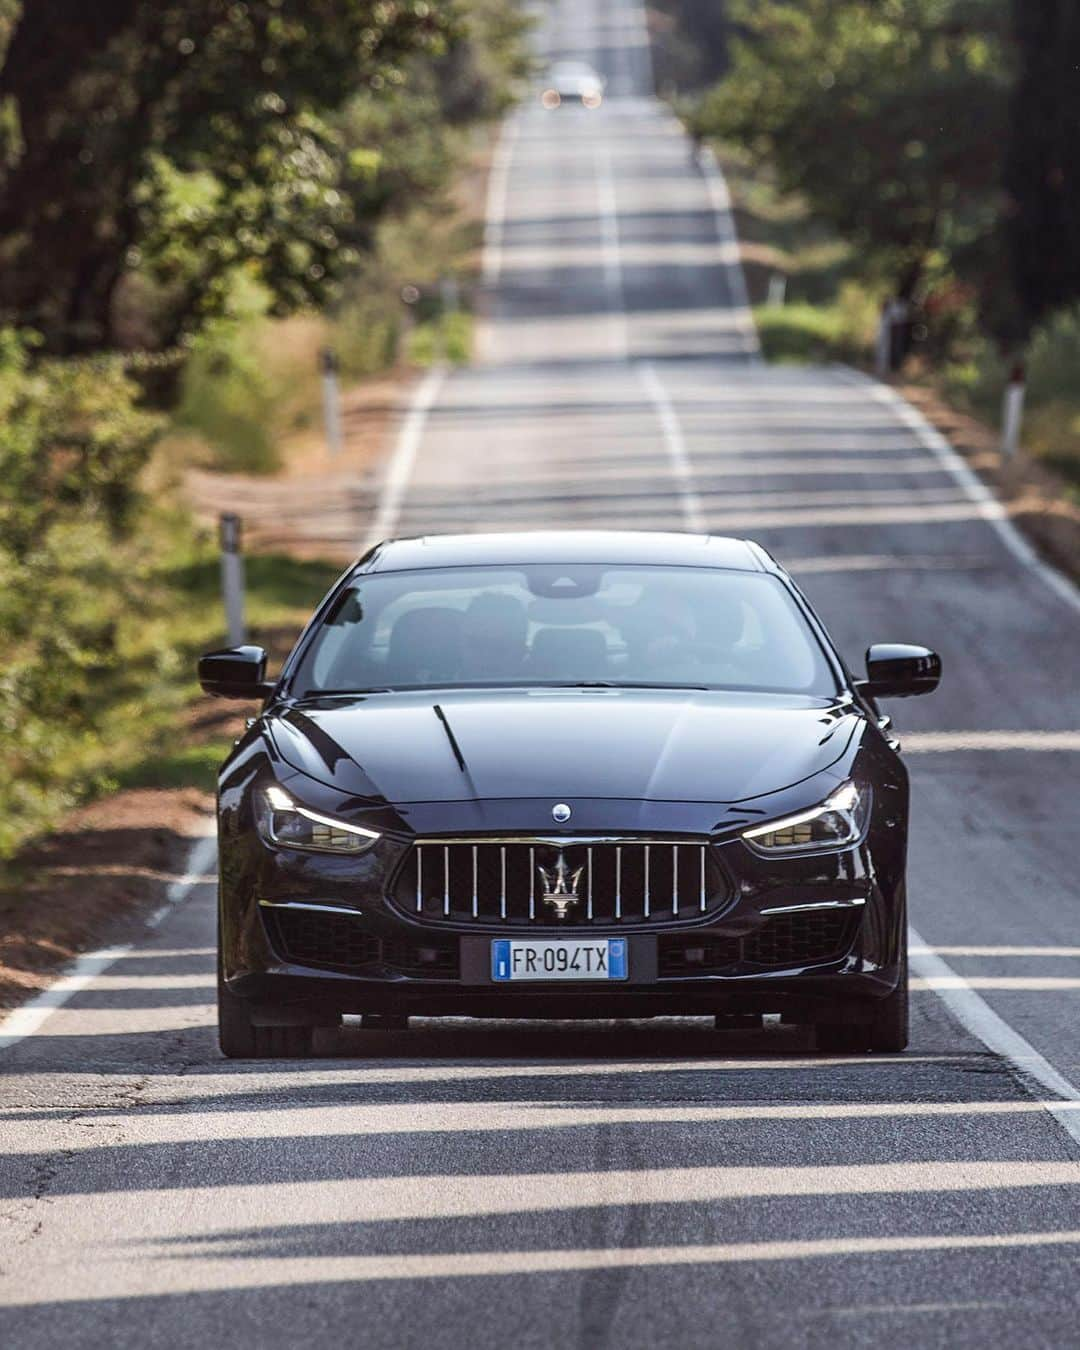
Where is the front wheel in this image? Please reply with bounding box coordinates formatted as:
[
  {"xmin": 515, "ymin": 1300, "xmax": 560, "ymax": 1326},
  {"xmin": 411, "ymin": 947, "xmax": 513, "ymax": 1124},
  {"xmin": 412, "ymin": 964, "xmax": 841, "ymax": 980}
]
[
  {"xmin": 816, "ymin": 954, "xmax": 909, "ymax": 1054},
  {"xmin": 217, "ymin": 946, "xmax": 314, "ymax": 1059}
]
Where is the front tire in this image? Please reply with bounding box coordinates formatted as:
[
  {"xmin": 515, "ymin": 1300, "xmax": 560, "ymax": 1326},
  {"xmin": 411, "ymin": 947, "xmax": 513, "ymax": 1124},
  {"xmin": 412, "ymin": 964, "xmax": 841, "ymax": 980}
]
[
  {"xmin": 217, "ymin": 936, "xmax": 314, "ymax": 1059},
  {"xmin": 816, "ymin": 953, "xmax": 909, "ymax": 1054}
]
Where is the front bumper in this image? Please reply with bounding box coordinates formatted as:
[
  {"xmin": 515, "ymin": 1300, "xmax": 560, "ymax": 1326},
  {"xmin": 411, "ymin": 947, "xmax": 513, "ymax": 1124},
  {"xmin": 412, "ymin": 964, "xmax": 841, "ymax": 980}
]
[
  {"xmin": 219, "ymin": 772, "xmax": 908, "ymax": 1025},
  {"xmin": 226, "ymin": 896, "xmax": 902, "ymax": 1025}
]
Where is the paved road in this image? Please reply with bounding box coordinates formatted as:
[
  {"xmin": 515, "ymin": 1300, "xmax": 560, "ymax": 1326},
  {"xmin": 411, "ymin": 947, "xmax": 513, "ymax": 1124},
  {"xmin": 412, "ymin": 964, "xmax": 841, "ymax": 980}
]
[{"xmin": 4, "ymin": 0, "xmax": 1080, "ymax": 1345}]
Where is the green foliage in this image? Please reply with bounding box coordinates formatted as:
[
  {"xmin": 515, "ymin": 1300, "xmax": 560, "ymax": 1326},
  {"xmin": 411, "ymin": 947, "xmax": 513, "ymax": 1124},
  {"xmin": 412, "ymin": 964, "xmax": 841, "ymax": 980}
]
[
  {"xmin": 1005, "ymin": 2, "xmax": 1080, "ymax": 342},
  {"xmin": 699, "ymin": 0, "xmax": 1009, "ymax": 302},
  {"xmin": 753, "ymin": 289, "xmax": 877, "ymax": 365},
  {"xmin": 407, "ymin": 311, "xmax": 474, "ymax": 366},
  {"xmin": 173, "ymin": 279, "xmax": 281, "ymax": 473},
  {"xmin": 0, "ymin": 333, "xmax": 163, "ymax": 853},
  {"xmin": 652, "ymin": 0, "xmax": 732, "ymax": 95},
  {"xmin": 0, "ymin": 1, "xmax": 526, "ymax": 356},
  {"xmin": 0, "ymin": 2, "xmax": 455, "ymax": 353}
]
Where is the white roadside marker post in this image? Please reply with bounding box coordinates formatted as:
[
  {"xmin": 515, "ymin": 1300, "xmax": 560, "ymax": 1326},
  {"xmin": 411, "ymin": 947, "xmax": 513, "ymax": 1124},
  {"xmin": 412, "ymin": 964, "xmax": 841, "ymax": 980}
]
[
  {"xmin": 320, "ymin": 346, "xmax": 344, "ymax": 457},
  {"xmin": 767, "ymin": 272, "xmax": 787, "ymax": 307},
  {"xmin": 876, "ymin": 297, "xmax": 909, "ymax": 379},
  {"xmin": 1001, "ymin": 361, "xmax": 1026, "ymax": 459},
  {"xmin": 219, "ymin": 512, "xmax": 246, "ymax": 648}
]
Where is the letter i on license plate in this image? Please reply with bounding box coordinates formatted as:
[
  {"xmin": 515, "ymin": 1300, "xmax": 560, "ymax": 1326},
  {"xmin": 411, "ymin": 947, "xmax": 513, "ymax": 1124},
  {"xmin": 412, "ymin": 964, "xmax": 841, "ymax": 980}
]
[{"xmin": 491, "ymin": 938, "xmax": 628, "ymax": 981}]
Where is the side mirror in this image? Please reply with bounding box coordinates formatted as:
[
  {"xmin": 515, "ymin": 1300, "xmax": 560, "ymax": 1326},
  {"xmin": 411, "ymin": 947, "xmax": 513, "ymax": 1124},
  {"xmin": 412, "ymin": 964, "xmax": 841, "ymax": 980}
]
[
  {"xmin": 861, "ymin": 643, "xmax": 941, "ymax": 699},
  {"xmin": 198, "ymin": 646, "xmax": 273, "ymax": 700}
]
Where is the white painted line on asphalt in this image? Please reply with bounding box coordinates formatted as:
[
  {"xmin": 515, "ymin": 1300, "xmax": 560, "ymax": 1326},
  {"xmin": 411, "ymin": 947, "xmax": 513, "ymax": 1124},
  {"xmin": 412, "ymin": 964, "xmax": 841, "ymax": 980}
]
[
  {"xmin": 909, "ymin": 925, "xmax": 1080, "ymax": 1147},
  {"xmin": 696, "ymin": 146, "xmax": 761, "ymax": 361},
  {"xmin": 0, "ymin": 830, "xmax": 217, "ymax": 1053},
  {"xmin": 636, "ymin": 361, "xmax": 707, "ymax": 532},
  {"xmin": 914, "ymin": 977, "xmax": 1080, "ymax": 991},
  {"xmin": 361, "ymin": 363, "xmax": 447, "ymax": 552},
  {"xmin": 481, "ymin": 116, "xmax": 518, "ymax": 290},
  {"xmin": 0, "ymin": 947, "xmax": 133, "ymax": 1052},
  {"xmin": 913, "ymin": 946, "xmax": 1080, "ymax": 957},
  {"xmin": 835, "ymin": 367, "xmax": 1080, "ymax": 617},
  {"xmin": 789, "ymin": 552, "xmax": 992, "ymax": 575},
  {"xmin": 593, "ymin": 138, "xmax": 629, "ymax": 360},
  {"xmin": 904, "ymin": 731, "xmax": 1080, "ymax": 752},
  {"xmin": 146, "ymin": 831, "xmax": 218, "ymax": 929}
]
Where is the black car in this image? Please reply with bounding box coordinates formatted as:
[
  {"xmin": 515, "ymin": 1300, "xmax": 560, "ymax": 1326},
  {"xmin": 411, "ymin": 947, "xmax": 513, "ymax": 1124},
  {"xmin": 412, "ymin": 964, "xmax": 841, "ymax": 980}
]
[{"xmin": 201, "ymin": 531, "xmax": 940, "ymax": 1058}]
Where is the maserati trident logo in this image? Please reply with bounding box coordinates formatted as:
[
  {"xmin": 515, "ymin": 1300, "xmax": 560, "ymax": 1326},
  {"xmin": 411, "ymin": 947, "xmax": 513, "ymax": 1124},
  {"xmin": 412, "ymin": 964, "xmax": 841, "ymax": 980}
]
[
  {"xmin": 552, "ymin": 802, "xmax": 572, "ymax": 823},
  {"xmin": 538, "ymin": 852, "xmax": 583, "ymax": 921}
]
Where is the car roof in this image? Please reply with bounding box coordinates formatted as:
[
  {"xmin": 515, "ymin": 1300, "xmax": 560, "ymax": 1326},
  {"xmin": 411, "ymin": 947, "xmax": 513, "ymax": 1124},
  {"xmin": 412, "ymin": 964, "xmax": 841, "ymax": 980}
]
[{"xmin": 359, "ymin": 531, "xmax": 776, "ymax": 575}]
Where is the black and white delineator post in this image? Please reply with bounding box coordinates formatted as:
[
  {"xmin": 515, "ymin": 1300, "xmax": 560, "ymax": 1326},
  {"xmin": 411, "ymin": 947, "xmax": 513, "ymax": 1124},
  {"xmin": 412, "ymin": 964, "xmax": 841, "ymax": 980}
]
[
  {"xmin": 219, "ymin": 513, "xmax": 246, "ymax": 648},
  {"xmin": 876, "ymin": 298, "xmax": 909, "ymax": 377},
  {"xmin": 320, "ymin": 346, "xmax": 344, "ymax": 457},
  {"xmin": 1001, "ymin": 361, "xmax": 1026, "ymax": 459}
]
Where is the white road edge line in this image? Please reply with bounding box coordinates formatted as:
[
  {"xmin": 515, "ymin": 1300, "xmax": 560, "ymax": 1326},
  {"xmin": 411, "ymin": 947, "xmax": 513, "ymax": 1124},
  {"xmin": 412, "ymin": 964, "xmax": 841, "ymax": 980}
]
[
  {"xmin": 636, "ymin": 362, "xmax": 706, "ymax": 533},
  {"xmin": 834, "ymin": 366, "xmax": 1080, "ymax": 617},
  {"xmin": 361, "ymin": 363, "xmax": 447, "ymax": 553},
  {"xmin": 834, "ymin": 364, "xmax": 1080, "ymax": 1140},
  {"xmin": 481, "ymin": 116, "xmax": 519, "ymax": 291},
  {"xmin": 695, "ymin": 145, "xmax": 761, "ymax": 362},
  {"xmin": 908, "ymin": 926, "xmax": 1080, "ymax": 1147},
  {"xmin": 0, "ymin": 830, "xmax": 217, "ymax": 1053}
]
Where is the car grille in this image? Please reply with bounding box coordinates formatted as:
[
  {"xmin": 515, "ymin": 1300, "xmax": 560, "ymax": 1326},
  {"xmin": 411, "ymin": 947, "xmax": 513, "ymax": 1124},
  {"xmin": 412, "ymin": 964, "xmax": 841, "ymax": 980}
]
[
  {"xmin": 394, "ymin": 839, "xmax": 731, "ymax": 928},
  {"xmin": 264, "ymin": 907, "xmax": 460, "ymax": 978},
  {"xmin": 658, "ymin": 911, "xmax": 858, "ymax": 975}
]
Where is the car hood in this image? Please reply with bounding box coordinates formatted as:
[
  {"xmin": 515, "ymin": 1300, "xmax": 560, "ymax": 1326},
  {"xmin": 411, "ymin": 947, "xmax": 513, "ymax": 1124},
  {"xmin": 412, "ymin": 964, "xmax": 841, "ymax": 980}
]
[{"xmin": 268, "ymin": 689, "xmax": 860, "ymax": 805}]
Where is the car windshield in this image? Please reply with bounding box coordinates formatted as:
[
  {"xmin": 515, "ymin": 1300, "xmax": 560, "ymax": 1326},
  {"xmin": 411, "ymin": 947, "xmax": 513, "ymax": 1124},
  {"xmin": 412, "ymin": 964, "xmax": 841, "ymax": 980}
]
[
  {"xmin": 550, "ymin": 62, "xmax": 597, "ymax": 81},
  {"xmin": 290, "ymin": 565, "xmax": 837, "ymax": 697}
]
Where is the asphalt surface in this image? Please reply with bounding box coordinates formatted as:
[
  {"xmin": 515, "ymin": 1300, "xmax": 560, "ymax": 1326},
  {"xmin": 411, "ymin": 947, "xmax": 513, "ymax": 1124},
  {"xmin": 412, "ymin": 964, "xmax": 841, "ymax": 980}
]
[{"xmin": 4, "ymin": 0, "xmax": 1080, "ymax": 1345}]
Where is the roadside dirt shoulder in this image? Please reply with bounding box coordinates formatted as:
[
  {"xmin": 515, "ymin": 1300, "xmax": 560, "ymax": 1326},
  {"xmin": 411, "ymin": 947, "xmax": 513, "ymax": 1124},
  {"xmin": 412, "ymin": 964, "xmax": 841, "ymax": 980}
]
[
  {"xmin": 899, "ymin": 380, "xmax": 1080, "ymax": 590},
  {"xmin": 0, "ymin": 788, "xmax": 215, "ymax": 1010}
]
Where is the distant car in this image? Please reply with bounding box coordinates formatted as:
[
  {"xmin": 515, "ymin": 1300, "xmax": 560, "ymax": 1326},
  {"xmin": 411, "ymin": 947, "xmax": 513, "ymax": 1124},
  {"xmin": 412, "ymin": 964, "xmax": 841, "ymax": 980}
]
[
  {"xmin": 541, "ymin": 60, "xmax": 605, "ymax": 109},
  {"xmin": 201, "ymin": 531, "xmax": 941, "ymax": 1058}
]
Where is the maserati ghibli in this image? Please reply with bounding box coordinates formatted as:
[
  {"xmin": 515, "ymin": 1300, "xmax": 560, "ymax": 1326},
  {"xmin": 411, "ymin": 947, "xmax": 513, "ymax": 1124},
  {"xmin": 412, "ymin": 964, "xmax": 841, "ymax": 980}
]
[{"xmin": 200, "ymin": 532, "xmax": 941, "ymax": 1057}]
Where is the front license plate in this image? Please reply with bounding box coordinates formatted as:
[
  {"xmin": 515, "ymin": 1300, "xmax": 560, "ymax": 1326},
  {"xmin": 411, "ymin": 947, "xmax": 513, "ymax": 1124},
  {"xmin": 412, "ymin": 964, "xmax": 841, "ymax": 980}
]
[{"xmin": 491, "ymin": 938, "xmax": 628, "ymax": 982}]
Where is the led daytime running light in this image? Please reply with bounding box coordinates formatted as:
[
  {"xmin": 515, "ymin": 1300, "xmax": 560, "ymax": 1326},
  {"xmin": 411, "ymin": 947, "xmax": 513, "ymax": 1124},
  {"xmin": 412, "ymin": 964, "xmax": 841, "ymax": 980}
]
[
  {"xmin": 262, "ymin": 785, "xmax": 381, "ymax": 851},
  {"xmin": 741, "ymin": 781, "xmax": 867, "ymax": 854}
]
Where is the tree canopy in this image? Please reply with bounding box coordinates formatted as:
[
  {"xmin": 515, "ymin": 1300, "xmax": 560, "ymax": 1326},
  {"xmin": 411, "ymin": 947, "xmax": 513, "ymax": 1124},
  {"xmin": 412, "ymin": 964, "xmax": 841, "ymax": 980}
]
[
  {"xmin": 0, "ymin": 1, "xmax": 526, "ymax": 354},
  {"xmin": 699, "ymin": 0, "xmax": 1010, "ymax": 305},
  {"xmin": 696, "ymin": 0, "xmax": 1080, "ymax": 352}
]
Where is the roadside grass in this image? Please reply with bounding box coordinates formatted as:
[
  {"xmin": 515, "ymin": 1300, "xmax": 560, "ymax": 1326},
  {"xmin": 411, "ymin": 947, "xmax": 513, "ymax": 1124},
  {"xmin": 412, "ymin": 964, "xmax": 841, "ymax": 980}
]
[
  {"xmin": 716, "ymin": 145, "xmax": 879, "ymax": 365},
  {"xmin": 101, "ymin": 545, "xmax": 342, "ymax": 796},
  {"xmin": 164, "ymin": 180, "xmax": 484, "ymax": 478}
]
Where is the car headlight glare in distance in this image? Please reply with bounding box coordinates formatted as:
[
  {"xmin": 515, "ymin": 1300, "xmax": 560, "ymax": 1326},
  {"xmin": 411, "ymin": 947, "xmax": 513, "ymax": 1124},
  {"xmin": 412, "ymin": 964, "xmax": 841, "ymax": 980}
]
[
  {"xmin": 258, "ymin": 784, "xmax": 380, "ymax": 855},
  {"xmin": 741, "ymin": 781, "xmax": 870, "ymax": 856}
]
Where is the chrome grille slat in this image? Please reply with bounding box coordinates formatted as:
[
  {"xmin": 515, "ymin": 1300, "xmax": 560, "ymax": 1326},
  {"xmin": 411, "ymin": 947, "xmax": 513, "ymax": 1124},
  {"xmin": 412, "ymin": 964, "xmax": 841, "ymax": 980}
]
[
  {"xmin": 471, "ymin": 845, "xmax": 478, "ymax": 920},
  {"xmin": 672, "ymin": 844, "xmax": 679, "ymax": 916},
  {"xmin": 400, "ymin": 839, "xmax": 726, "ymax": 928}
]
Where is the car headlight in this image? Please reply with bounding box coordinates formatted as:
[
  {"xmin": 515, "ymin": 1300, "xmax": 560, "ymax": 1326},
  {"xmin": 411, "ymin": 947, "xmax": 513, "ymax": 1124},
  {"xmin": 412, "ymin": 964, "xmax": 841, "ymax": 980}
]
[
  {"xmin": 257, "ymin": 785, "xmax": 381, "ymax": 855},
  {"xmin": 741, "ymin": 781, "xmax": 870, "ymax": 856}
]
